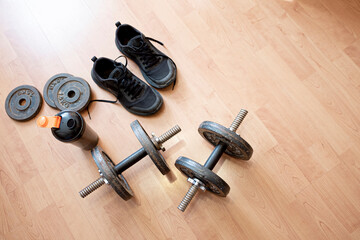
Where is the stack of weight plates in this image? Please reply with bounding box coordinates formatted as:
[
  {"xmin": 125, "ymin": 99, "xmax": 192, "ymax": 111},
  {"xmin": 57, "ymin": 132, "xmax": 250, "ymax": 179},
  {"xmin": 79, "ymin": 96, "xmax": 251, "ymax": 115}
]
[{"xmin": 43, "ymin": 73, "xmax": 91, "ymax": 112}]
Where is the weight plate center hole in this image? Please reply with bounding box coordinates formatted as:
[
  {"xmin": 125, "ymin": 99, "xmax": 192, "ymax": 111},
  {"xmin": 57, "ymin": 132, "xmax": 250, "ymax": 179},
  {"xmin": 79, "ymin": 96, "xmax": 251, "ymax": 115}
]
[
  {"xmin": 68, "ymin": 90, "xmax": 75, "ymax": 98},
  {"xmin": 15, "ymin": 95, "xmax": 31, "ymax": 111},
  {"xmin": 19, "ymin": 98, "xmax": 26, "ymax": 106}
]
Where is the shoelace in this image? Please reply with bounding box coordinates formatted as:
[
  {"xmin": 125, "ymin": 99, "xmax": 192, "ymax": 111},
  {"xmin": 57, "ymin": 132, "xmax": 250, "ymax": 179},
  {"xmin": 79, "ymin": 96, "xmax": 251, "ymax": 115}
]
[
  {"xmin": 87, "ymin": 56, "xmax": 144, "ymax": 119},
  {"xmin": 127, "ymin": 37, "xmax": 177, "ymax": 89},
  {"xmin": 113, "ymin": 56, "xmax": 144, "ymax": 100}
]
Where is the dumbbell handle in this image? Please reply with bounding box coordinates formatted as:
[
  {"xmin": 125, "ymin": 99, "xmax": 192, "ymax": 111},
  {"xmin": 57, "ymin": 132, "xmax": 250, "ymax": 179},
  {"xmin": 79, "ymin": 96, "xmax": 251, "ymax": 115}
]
[
  {"xmin": 113, "ymin": 148, "xmax": 147, "ymax": 173},
  {"xmin": 203, "ymin": 142, "xmax": 228, "ymax": 170},
  {"xmin": 113, "ymin": 125, "xmax": 181, "ymax": 174},
  {"xmin": 202, "ymin": 109, "xmax": 248, "ymax": 170}
]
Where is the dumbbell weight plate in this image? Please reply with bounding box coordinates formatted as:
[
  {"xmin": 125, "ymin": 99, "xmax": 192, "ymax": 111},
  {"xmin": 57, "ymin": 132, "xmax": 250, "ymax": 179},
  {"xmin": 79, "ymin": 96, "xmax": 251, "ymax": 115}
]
[
  {"xmin": 198, "ymin": 121, "xmax": 253, "ymax": 160},
  {"xmin": 131, "ymin": 120, "xmax": 170, "ymax": 175},
  {"xmin": 91, "ymin": 146, "xmax": 133, "ymax": 200},
  {"xmin": 43, "ymin": 73, "xmax": 72, "ymax": 108},
  {"xmin": 5, "ymin": 85, "xmax": 42, "ymax": 121},
  {"xmin": 175, "ymin": 156, "xmax": 230, "ymax": 197},
  {"xmin": 53, "ymin": 77, "xmax": 91, "ymax": 112}
]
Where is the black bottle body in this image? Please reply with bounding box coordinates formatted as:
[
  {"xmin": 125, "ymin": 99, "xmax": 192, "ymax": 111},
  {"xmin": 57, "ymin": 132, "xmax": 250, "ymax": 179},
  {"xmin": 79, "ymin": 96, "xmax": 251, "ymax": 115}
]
[{"xmin": 51, "ymin": 111, "xmax": 98, "ymax": 150}]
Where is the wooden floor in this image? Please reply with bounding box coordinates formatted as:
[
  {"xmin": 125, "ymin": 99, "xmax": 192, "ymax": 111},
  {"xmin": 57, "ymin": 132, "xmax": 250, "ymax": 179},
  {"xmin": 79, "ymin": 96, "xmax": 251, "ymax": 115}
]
[{"xmin": 1, "ymin": 0, "xmax": 360, "ymax": 239}]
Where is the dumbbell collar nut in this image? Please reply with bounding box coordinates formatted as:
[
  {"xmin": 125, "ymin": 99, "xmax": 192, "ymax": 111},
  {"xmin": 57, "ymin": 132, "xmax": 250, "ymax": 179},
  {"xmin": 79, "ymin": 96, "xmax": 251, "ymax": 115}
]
[
  {"xmin": 188, "ymin": 178, "xmax": 206, "ymax": 191},
  {"xmin": 99, "ymin": 172, "xmax": 109, "ymax": 185},
  {"xmin": 151, "ymin": 133, "xmax": 166, "ymax": 151}
]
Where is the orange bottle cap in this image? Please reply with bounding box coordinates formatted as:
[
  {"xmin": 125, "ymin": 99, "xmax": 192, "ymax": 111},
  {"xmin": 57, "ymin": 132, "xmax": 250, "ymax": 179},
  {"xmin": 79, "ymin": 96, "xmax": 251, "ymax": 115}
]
[{"xmin": 37, "ymin": 116, "xmax": 61, "ymax": 128}]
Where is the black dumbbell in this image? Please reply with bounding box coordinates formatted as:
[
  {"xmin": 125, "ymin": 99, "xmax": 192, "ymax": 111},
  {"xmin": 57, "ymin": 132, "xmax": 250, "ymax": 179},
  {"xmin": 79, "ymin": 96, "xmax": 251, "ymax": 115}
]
[
  {"xmin": 175, "ymin": 109, "xmax": 253, "ymax": 211},
  {"xmin": 79, "ymin": 120, "xmax": 181, "ymax": 200}
]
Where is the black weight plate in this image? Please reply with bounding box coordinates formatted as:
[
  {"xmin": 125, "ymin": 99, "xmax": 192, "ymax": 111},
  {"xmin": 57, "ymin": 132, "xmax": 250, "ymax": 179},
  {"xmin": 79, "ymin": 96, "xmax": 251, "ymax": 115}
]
[
  {"xmin": 175, "ymin": 156, "xmax": 230, "ymax": 197},
  {"xmin": 43, "ymin": 73, "xmax": 72, "ymax": 108},
  {"xmin": 91, "ymin": 146, "xmax": 134, "ymax": 200},
  {"xmin": 53, "ymin": 77, "xmax": 91, "ymax": 112},
  {"xmin": 5, "ymin": 85, "xmax": 42, "ymax": 121},
  {"xmin": 198, "ymin": 121, "xmax": 253, "ymax": 160},
  {"xmin": 131, "ymin": 120, "xmax": 170, "ymax": 175}
]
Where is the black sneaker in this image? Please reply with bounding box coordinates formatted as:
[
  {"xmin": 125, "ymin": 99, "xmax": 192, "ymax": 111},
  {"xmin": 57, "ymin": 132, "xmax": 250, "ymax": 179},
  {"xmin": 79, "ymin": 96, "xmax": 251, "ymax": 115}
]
[
  {"xmin": 90, "ymin": 56, "xmax": 163, "ymax": 116},
  {"xmin": 115, "ymin": 22, "xmax": 177, "ymax": 89}
]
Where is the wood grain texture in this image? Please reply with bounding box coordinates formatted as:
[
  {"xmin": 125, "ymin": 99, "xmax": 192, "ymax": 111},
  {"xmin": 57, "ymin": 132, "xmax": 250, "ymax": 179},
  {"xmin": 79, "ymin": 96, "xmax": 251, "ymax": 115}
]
[{"xmin": 0, "ymin": 0, "xmax": 360, "ymax": 239}]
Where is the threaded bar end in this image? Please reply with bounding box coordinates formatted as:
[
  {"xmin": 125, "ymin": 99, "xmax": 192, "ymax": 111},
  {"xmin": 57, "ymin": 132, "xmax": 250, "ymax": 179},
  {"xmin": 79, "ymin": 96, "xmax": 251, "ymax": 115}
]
[
  {"xmin": 177, "ymin": 184, "xmax": 199, "ymax": 212},
  {"xmin": 158, "ymin": 125, "xmax": 181, "ymax": 144},
  {"xmin": 79, "ymin": 177, "xmax": 105, "ymax": 198},
  {"xmin": 229, "ymin": 109, "xmax": 248, "ymax": 132}
]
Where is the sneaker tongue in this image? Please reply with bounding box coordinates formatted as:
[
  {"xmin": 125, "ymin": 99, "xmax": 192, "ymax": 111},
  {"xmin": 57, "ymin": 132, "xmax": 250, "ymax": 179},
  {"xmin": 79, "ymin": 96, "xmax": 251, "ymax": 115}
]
[
  {"xmin": 109, "ymin": 68, "xmax": 124, "ymax": 80},
  {"xmin": 127, "ymin": 35, "xmax": 144, "ymax": 48}
]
